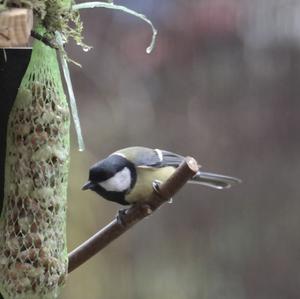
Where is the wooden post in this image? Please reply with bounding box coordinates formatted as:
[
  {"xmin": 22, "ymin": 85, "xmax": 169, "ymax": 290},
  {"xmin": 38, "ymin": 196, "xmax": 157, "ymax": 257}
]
[{"xmin": 0, "ymin": 8, "xmax": 33, "ymax": 47}]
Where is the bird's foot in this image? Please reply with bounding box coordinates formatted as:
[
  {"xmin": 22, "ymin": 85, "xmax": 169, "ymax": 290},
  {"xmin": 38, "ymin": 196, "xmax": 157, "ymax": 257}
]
[
  {"xmin": 152, "ymin": 179, "xmax": 162, "ymax": 193},
  {"xmin": 116, "ymin": 208, "xmax": 129, "ymax": 226},
  {"xmin": 152, "ymin": 179, "xmax": 173, "ymax": 204}
]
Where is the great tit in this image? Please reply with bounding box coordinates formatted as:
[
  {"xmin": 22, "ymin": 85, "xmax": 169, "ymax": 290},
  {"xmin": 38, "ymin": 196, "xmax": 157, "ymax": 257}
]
[{"xmin": 82, "ymin": 146, "xmax": 241, "ymax": 205}]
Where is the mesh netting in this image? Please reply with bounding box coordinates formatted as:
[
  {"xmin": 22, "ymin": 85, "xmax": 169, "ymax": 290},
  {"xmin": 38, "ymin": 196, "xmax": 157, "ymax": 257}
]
[{"xmin": 0, "ymin": 31, "xmax": 70, "ymax": 299}]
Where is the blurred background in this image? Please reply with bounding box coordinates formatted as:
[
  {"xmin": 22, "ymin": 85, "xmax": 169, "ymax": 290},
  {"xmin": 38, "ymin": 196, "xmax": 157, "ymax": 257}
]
[{"xmin": 63, "ymin": 0, "xmax": 300, "ymax": 298}]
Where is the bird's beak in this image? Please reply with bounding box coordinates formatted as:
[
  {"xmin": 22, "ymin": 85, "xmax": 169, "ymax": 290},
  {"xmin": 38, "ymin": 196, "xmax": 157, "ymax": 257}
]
[{"xmin": 81, "ymin": 181, "xmax": 94, "ymax": 190}]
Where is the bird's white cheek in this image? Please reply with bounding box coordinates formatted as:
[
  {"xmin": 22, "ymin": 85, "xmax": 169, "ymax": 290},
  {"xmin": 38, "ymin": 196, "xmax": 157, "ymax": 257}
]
[{"xmin": 98, "ymin": 167, "xmax": 131, "ymax": 192}]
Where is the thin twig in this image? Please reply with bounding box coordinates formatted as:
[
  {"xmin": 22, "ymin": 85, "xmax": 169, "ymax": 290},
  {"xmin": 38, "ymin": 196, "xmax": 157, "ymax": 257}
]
[
  {"xmin": 30, "ymin": 30, "xmax": 59, "ymax": 49},
  {"xmin": 68, "ymin": 156, "xmax": 199, "ymax": 273}
]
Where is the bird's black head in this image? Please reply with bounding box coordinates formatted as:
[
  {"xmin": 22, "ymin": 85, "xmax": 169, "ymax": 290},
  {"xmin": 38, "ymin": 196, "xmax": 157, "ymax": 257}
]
[{"xmin": 82, "ymin": 154, "xmax": 137, "ymax": 205}]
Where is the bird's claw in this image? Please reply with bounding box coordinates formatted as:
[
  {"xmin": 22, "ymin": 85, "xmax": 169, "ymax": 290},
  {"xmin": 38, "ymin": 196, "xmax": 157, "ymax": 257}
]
[
  {"xmin": 152, "ymin": 179, "xmax": 173, "ymax": 204},
  {"xmin": 152, "ymin": 179, "xmax": 162, "ymax": 193},
  {"xmin": 116, "ymin": 208, "xmax": 128, "ymax": 226}
]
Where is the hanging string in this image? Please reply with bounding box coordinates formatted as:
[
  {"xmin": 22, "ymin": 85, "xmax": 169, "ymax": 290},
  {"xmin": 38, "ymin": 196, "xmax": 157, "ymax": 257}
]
[
  {"xmin": 72, "ymin": 1, "xmax": 158, "ymax": 54},
  {"xmin": 56, "ymin": 32, "xmax": 85, "ymax": 151},
  {"xmin": 54, "ymin": 2, "xmax": 157, "ymax": 151}
]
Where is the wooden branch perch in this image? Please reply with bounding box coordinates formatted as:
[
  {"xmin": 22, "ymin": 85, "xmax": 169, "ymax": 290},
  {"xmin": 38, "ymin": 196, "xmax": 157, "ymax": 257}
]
[
  {"xmin": 0, "ymin": 8, "xmax": 33, "ymax": 47},
  {"xmin": 68, "ymin": 156, "xmax": 199, "ymax": 273}
]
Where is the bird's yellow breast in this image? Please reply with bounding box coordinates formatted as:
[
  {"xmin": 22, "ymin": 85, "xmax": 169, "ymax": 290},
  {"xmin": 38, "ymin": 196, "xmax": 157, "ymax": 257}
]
[{"xmin": 125, "ymin": 166, "xmax": 176, "ymax": 203}]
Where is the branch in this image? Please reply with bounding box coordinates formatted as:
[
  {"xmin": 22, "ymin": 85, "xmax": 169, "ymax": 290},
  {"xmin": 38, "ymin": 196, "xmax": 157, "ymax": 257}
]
[{"xmin": 68, "ymin": 156, "xmax": 199, "ymax": 273}]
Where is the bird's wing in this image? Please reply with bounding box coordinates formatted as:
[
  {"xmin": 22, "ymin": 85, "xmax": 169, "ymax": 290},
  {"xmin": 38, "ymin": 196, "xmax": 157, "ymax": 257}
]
[
  {"xmin": 115, "ymin": 146, "xmax": 185, "ymax": 168},
  {"xmin": 157, "ymin": 149, "xmax": 185, "ymax": 167}
]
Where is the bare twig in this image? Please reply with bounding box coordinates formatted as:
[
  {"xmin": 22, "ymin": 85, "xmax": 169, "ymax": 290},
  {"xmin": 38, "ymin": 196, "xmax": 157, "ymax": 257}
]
[
  {"xmin": 30, "ymin": 30, "xmax": 59, "ymax": 49},
  {"xmin": 68, "ymin": 156, "xmax": 199, "ymax": 273}
]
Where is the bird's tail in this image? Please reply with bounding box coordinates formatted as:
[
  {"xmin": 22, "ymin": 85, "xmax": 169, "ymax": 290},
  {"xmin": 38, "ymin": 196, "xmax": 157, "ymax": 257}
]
[{"xmin": 189, "ymin": 171, "xmax": 241, "ymax": 190}]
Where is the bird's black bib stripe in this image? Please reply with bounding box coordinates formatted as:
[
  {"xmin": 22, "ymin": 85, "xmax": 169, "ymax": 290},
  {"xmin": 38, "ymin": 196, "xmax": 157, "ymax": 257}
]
[{"xmin": 91, "ymin": 185, "xmax": 130, "ymax": 205}]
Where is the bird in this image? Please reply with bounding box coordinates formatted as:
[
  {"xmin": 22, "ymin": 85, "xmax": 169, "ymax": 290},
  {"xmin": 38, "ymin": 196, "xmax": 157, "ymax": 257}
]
[{"xmin": 82, "ymin": 146, "xmax": 241, "ymax": 206}]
